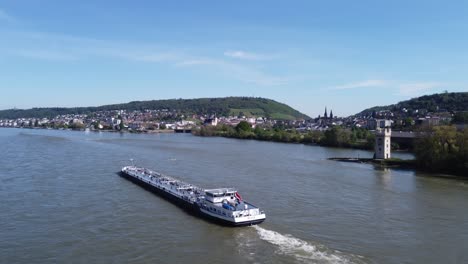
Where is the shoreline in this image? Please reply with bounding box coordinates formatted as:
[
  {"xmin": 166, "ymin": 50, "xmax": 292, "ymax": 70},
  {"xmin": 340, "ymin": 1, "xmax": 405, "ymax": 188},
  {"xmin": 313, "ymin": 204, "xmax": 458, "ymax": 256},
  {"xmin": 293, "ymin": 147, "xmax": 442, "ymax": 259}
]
[
  {"xmin": 3, "ymin": 126, "xmax": 463, "ymax": 178},
  {"xmin": 328, "ymin": 157, "xmax": 467, "ymax": 179},
  {"xmin": 192, "ymin": 132, "xmax": 380, "ymax": 151},
  {"xmin": 0, "ymin": 126, "xmax": 177, "ymax": 134}
]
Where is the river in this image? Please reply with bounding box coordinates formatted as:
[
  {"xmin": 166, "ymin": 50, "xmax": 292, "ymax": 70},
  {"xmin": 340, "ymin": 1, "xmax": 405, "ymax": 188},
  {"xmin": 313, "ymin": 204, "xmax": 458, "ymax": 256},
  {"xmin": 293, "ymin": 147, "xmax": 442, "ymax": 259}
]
[{"xmin": 0, "ymin": 128, "xmax": 467, "ymax": 264}]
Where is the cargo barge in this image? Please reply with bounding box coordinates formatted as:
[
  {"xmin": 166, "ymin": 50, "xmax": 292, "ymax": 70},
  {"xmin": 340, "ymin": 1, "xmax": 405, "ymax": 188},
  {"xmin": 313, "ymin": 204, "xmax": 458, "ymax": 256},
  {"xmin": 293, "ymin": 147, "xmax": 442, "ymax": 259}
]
[{"xmin": 120, "ymin": 165, "xmax": 266, "ymax": 226}]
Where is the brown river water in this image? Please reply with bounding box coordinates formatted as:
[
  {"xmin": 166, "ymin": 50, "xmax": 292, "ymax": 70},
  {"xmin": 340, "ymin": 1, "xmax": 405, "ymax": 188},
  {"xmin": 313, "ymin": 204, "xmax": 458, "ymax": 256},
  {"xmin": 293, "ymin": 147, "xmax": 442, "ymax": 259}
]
[{"xmin": 1, "ymin": 128, "xmax": 467, "ymax": 264}]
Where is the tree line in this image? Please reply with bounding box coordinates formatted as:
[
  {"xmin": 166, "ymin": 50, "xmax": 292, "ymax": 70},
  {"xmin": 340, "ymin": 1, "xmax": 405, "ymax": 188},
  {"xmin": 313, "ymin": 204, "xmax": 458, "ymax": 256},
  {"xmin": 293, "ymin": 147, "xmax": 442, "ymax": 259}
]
[
  {"xmin": 0, "ymin": 97, "xmax": 309, "ymax": 120},
  {"xmin": 415, "ymin": 126, "xmax": 468, "ymax": 176},
  {"xmin": 359, "ymin": 92, "xmax": 468, "ymax": 116},
  {"xmin": 195, "ymin": 122, "xmax": 468, "ymax": 176},
  {"xmin": 193, "ymin": 121, "xmax": 375, "ymax": 149}
]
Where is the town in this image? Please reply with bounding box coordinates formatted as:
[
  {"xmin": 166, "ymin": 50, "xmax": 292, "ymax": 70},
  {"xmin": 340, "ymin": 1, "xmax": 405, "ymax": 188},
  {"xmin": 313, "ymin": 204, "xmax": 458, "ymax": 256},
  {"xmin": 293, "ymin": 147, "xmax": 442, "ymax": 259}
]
[{"xmin": 0, "ymin": 104, "xmax": 463, "ymax": 133}]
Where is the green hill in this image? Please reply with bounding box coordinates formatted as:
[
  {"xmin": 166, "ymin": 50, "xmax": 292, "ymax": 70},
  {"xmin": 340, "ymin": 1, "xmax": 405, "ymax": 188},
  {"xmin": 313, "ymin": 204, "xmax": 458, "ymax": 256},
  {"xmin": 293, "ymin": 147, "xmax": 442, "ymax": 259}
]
[
  {"xmin": 357, "ymin": 92, "xmax": 468, "ymax": 116},
  {"xmin": 0, "ymin": 97, "xmax": 309, "ymax": 120}
]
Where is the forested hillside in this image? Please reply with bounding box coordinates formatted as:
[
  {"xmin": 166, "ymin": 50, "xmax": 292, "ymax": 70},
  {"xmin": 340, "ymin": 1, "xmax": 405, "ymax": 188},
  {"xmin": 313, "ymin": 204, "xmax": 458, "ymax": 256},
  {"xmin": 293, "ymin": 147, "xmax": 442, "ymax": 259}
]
[
  {"xmin": 0, "ymin": 97, "xmax": 309, "ymax": 120},
  {"xmin": 358, "ymin": 92, "xmax": 468, "ymax": 116}
]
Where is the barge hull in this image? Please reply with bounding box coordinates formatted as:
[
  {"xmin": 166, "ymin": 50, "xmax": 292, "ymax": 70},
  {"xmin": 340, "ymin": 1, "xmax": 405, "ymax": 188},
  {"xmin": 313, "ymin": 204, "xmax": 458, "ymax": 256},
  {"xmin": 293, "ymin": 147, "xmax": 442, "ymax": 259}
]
[
  {"xmin": 119, "ymin": 171, "xmax": 199, "ymax": 213},
  {"xmin": 119, "ymin": 171, "xmax": 263, "ymax": 227}
]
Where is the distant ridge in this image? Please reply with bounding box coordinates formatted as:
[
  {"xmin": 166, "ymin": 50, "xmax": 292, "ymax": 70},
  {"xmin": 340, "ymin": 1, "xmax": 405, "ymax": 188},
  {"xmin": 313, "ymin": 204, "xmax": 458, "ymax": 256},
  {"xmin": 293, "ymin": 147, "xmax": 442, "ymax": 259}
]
[
  {"xmin": 0, "ymin": 97, "xmax": 310, "ymax": 120},
  {"xmin": 356, "ymin": 92, "xmax": 468, "ymax": 116}
]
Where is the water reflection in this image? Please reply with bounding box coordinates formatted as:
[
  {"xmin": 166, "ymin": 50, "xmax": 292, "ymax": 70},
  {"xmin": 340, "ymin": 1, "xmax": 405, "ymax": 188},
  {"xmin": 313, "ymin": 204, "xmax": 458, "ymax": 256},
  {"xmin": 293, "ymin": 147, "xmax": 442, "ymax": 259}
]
[{"xmin": 378, "ymin": 168, "xmax": 392, "ymax": 189}]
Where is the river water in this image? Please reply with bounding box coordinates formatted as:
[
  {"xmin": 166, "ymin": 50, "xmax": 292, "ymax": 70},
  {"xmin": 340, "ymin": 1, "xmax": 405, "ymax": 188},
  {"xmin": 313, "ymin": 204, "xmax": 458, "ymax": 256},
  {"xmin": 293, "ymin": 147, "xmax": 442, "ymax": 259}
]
[{"xmin": 0, "ymin": 128, "xmax": 467, "ymax": 264}]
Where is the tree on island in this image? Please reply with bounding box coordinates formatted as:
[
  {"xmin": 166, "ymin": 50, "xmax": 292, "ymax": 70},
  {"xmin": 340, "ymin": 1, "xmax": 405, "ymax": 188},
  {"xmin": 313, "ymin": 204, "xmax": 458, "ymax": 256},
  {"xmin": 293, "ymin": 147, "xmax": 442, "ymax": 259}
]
[
  {"xmin": 92, "ymin": 121, "xmax": 100, "ymax": 130},
  {"xmin": 322, "ymin": 126, "xmax": 351, "ymax": 147},
  {"xmin": 236, "ymin": 121, "xmax": 252, "ymax": 132},
  {"xmin": 117, "ymin": 114, "xmax": 125, "ymax": 131}
]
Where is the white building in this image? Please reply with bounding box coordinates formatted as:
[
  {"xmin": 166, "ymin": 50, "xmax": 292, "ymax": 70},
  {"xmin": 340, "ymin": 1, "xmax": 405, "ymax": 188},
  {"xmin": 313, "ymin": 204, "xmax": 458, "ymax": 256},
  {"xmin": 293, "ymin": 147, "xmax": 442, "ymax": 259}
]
[{"xmin": 375, "ymin": 127, "xmax": 391, "ymax": 159}]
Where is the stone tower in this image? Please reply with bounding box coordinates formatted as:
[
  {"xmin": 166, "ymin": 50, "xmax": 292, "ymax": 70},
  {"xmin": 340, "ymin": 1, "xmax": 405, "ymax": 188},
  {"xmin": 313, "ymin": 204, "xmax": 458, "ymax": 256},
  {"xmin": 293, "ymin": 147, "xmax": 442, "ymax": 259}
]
[{"xmin": 375, "ymin": 127, "xmax": 391, "ymax": 159}]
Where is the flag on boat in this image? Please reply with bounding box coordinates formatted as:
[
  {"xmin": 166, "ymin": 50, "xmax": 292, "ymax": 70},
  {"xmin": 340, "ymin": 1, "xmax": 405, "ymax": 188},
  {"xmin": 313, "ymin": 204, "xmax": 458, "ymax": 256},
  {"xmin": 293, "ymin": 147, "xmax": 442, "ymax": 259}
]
[{"xmin": 235, "ymin": 192, "xmax": 242, "ymax": 201}]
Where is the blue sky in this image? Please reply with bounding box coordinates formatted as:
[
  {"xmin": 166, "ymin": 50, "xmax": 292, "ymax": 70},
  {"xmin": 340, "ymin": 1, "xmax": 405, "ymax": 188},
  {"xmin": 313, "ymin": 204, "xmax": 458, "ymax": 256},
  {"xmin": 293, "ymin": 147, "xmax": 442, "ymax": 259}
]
[{"xmin": 0, "ymin": 1, "xmax": 467, "ymax": 116}]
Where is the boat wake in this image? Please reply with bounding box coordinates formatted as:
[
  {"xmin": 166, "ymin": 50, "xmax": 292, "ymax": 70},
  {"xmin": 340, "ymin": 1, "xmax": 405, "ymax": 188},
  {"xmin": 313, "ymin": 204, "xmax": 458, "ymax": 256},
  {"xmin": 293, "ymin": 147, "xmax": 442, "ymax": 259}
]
[{"xmin": 253, "ymin": 226, "xmax": 367, "ymax": 264}]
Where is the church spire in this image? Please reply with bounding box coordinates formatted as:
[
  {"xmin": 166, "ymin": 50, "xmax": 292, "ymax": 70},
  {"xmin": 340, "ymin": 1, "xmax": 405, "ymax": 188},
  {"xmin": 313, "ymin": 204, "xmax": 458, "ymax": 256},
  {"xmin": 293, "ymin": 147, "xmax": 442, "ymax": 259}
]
[
  {"xmin": 324, "ymin": 107, "xmax": 328, "ymax": 119},
  {"xmin": 329, "ymin": 109, "xmax": 333, "ymax": 119}
]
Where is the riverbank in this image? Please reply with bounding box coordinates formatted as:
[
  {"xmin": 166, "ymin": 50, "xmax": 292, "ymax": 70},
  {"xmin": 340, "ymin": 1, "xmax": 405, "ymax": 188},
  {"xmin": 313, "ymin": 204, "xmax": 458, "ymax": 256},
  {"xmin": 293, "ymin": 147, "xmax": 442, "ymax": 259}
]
[
  {"xmin": 194, "ymin": 124, "xmax": 467, "ymax": 178},
  {"xmin": 0, "ymin": 126, "xmax": 176, "ymax": 134},
  {"xmin": 328, "ymin": 157, "xmax": 416, "ymax": 169},
  {"xmin": 192, "ymin": 123, "xmax": 375, "ymax": 150},
  {"xmin": 328, "ymin": 157, "xmax": 467, "ymax": 179},
  {"xmin": 5, "ymin": 126, "xmax": 465, "ymax": 178}
]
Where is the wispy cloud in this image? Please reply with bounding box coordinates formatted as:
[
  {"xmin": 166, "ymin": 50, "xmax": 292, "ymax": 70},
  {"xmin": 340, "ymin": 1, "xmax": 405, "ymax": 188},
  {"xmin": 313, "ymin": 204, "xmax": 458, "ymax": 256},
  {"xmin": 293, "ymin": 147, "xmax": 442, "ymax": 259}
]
[
  {"xmin": 177, "ymin": 57, "xmax": 288, "ymax": 86},
  {"xmin": 14, "ymin": 50, "xmax": 79, "ymax": 61},
  {"xmin": 2, "ymin": 30, "xmax": 290, "ymax": 86},
  {"xmin": 327, "ymin": 79, "xmax": 446, "ymax": 97},
  {"xmin": 224, "ymin": 50, "xmax": 270, "ymax": 60},
  {"xmin": 328, "ymin": 79, "xmax": 388, "ymax": 90},
  {"xmin": 397, "ymin": 82, "xmax": 443, "ymax": 96},
  {"xmin": 103, "ymin": 50, "xmax": 183, "ymax": 63},
  {"xmin": 130, "ymin": 53, "xmax": 181, "ymax": 62},
  {"xmin": 176, "ymin": 58, "xmax": 220, "ymax": 66},
  {"xmin": 0, "ymin": 8, "xmax": 14, "ymax": 22},
  {"xmin": 2, "ymin": 31, "xmax": 183, "ymax": 63}
]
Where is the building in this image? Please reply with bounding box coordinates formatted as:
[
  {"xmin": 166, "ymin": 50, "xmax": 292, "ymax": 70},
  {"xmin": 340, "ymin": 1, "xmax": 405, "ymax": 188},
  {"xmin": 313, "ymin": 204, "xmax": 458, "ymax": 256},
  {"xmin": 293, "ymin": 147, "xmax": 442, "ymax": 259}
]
[
  {"xmin": 375, "ymin": 127, "xmax": 391, "ymax": 159},
  {"xmin": 203, "ymin": 117, "xmax": 218, "ymax": 126},
  {"xmin": 367, "ymin": 119, "xmax": 393, "ymax": 130},
  {"xmin": 417, "ymin": 117, "xmax": 440, "ymax": 126}
]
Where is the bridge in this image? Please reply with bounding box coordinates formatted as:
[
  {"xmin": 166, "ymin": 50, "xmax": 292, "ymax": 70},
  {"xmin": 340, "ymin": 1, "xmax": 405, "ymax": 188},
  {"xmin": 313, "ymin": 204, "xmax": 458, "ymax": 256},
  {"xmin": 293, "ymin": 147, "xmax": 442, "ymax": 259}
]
[
  {"xmin": 374, "ymin": 129, "xmax": 424, "ymax": 153},
  {"xmin": 390, "ymin": 131, "xmax": 420, "ymax": 139},
  {"xmin": 174, "ymin": 128, "xmax": 192, "ymax": 133}
]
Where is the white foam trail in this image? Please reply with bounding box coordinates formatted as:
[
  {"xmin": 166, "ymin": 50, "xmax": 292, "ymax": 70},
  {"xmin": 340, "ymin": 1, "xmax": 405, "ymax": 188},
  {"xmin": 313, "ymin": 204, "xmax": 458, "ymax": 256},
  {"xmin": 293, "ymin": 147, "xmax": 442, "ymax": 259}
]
[{"xmin": 254, "ymin": 226, "xmax": 362, "ymax": 264}]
